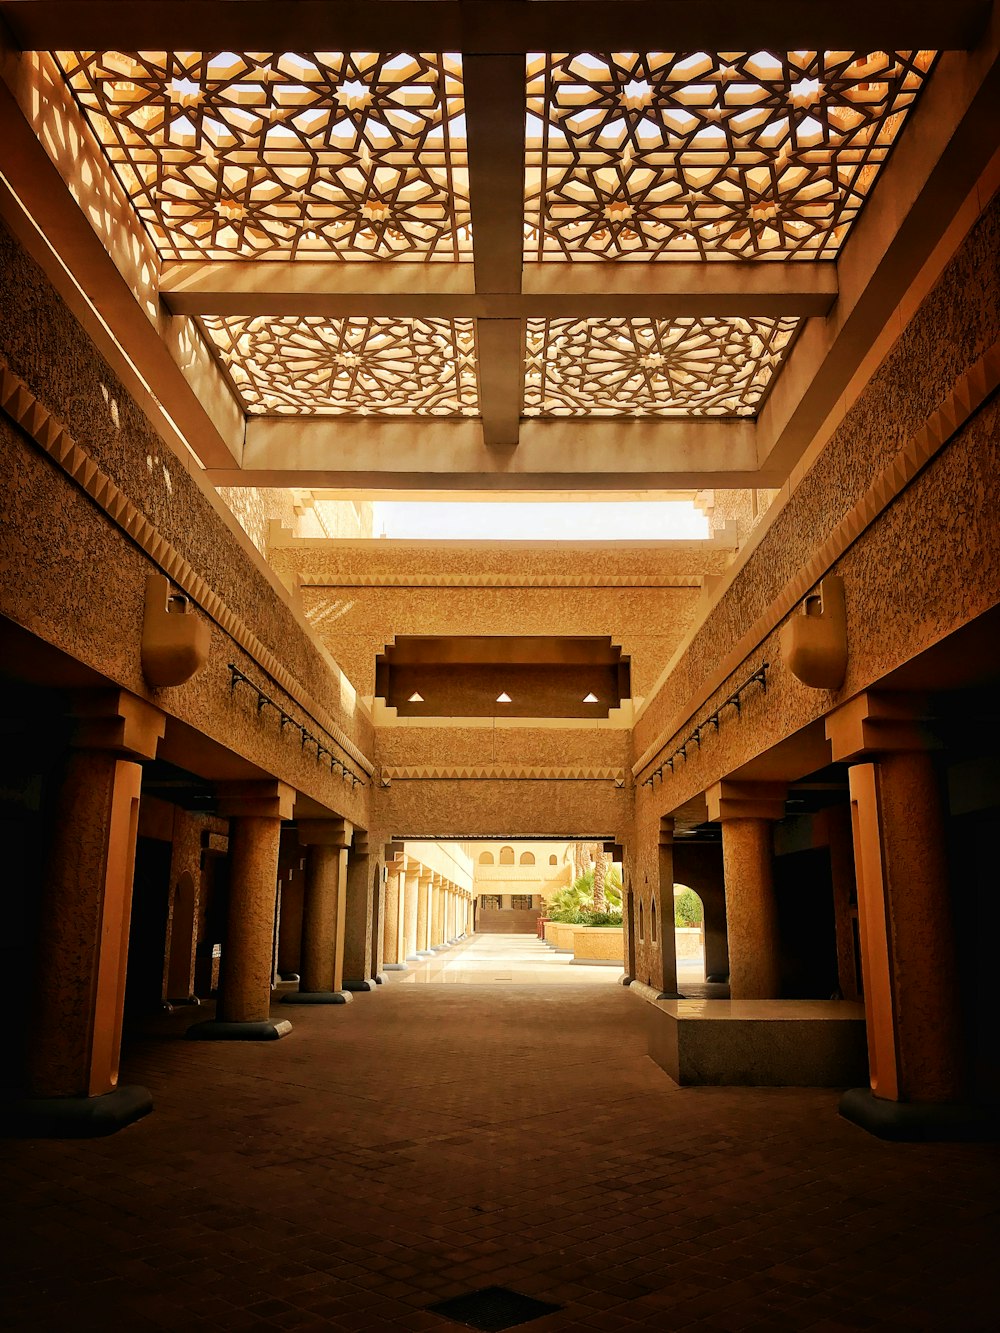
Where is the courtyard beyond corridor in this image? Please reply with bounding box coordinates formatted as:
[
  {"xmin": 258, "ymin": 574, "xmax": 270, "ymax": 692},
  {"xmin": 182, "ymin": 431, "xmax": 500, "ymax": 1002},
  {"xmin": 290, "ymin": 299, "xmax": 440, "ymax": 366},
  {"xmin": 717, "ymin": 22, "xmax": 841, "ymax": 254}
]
[{"xmin": 2, "ymin": 952, "xmax": 996, "ymax": 1332}]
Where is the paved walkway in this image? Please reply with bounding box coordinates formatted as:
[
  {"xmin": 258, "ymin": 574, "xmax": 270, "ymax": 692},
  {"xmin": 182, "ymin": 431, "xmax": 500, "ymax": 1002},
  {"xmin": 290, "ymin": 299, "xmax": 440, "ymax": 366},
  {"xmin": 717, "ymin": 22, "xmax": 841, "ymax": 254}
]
[
  {"xmin": 399, "ymin": 932, "xmax": 623, "ymax": 986},
  {"xmin": 2, "ymin": 941, "xmax": 997, "ymax": 1331}
]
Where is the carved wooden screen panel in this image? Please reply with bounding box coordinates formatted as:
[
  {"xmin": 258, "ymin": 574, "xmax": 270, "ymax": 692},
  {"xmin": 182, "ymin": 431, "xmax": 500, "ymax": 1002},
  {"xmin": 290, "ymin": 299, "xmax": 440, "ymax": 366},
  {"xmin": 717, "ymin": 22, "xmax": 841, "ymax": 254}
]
[
  {"xmin": 524, "ymin": 316, "xmax": 798, "ymax": 416},
  {"xmin": 201, "ymin": 315, "xmax": 479, "ymax": 415},
  {"xmin": 526, "ymin": 50, "xmax": 934, "ymax": 261},
  {"xmin": 55, "ymin": 51, "xmax": 469, "ymax": 261}
]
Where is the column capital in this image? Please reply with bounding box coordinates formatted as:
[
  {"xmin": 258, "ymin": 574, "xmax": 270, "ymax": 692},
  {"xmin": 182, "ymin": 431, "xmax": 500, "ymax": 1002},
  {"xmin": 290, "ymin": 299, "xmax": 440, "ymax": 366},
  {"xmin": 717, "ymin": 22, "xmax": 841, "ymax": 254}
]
[
  {"xmin": 825, "ymin": 691, "xmax": 936, "ymax": 763},
  {"xmin": 707, "ymin": 780, "xmax": 787, "ymax": 823},
  {"xmin": 216, "ymin": 780, "xmax": 295, "ymax": 820},
  {"xmin": 297, "ymin": 817, "xmax": 352, "ymax": 848},
  {"xmin": 659, "ymin": 816, "xmax": 675, "ymax": 847},
  {"xmin": 418, "ymin": 867, "xmax": 434, "ymax": 885},
  {"xmin": 351, "ymin": 829, "xmax": 370, "ymax": 857},
  {"xmin": 71, "ymin": 689, "xmax": 165, "ymax": 761}
]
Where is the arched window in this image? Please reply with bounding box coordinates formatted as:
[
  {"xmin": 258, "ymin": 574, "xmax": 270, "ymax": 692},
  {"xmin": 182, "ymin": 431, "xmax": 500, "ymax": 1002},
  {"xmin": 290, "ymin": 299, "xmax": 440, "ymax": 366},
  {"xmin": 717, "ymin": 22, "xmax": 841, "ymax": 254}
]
[
  {"xmin": 549, "ymin": 854, "xmax": 557, "ymax": 866},
  {"xmin": 519, "ymin": 851, "xmax": 535, "ymax": 866},
  {"xmin": 651, "ymin": 897, "xmax": 658, "ymax": 942},
  {"xmin": 478, "ymin": 851, "xmax": 494, "ymax": 865},
  {"xmin": 499, "ymin": 845, "xmax": 515, "ymax": 865},
  {"xmin": 638, "ymin": 899, "xmax": 645, "ymax": 942}
]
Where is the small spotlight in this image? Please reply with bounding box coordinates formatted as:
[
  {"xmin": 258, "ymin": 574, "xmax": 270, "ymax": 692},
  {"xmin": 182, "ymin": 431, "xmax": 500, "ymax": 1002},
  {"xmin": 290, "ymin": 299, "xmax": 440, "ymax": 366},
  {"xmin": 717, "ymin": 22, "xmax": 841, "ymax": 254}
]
[
  {"xmin": 583, "ymin": 692, "xmax": 599, "ymax": 703},
  {"xmin": 496, "ymin": 691, "xmax": 512, "ymax": 704},
  {"xmin": 408, "ymin": 691, "xmax": 424, "ymax": 703}
]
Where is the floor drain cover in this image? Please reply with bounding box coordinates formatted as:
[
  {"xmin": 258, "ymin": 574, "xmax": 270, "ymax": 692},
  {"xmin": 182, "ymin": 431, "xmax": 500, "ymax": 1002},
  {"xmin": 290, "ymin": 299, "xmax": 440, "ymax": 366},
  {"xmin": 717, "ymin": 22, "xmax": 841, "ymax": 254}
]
[{"xmin": 429, "ymin": 1285, "xmax": 562, "ymax": 1331}]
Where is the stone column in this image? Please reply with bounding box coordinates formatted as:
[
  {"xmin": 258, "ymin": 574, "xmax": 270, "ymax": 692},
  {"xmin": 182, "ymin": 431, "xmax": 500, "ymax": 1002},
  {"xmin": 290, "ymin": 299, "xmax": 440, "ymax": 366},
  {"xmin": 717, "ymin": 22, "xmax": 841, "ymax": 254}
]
[
  {"xmin": 431, "ymin": 875, "xmax": 447, "ymax": 949},
  {"xmin": 707, "ymin": 780, "xmax": 787, "ymax": 999},
  {"xmin": 342, "ymin": 831, "xmax": 376, "ymax": 991},
  {"xmin": 10, "ymin": 691, "xmax": 164, "ymax": 1137},
  {"xmin": 164, "ymin": 808, "xmax": 204, "ymax": 1005},
  {"xmin": 282, "ymin": 819, "xmax": 352, "ymax": 1005},
  {"xmin": 445, "ymin": 884, "xmax": 455, "ymax": 941},
  {"xmin": 189, "ymin": 780, "xmax": 295, "ymax": 1041},
  {"xmin": 383, "ymin": 847, "xmax": 408, "ymax": 971},
  {"xmin": 826, "ymin": 694, "xmax": 975, "ymax": 1139},
  {"xmin": 654, "ymin": 822, "xmax": 682, "ymax": 997},
  {"xmin": 415, "ymin": 867, "xmax": 433, "ymax": 955},
  {"xmin": 370, "ymin": 851, "xmax": 387, "ymax": 984},
  {"xmin": 403, "ymin": 858, "xmax": 421, "ymax": 959}
]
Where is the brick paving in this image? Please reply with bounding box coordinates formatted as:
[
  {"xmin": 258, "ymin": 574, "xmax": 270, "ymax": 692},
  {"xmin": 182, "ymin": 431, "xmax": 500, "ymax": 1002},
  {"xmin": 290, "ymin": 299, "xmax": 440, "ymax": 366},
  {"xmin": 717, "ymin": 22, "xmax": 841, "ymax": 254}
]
[{"xmin": 2, "ymin": 976, "xmax": 998, "ymax": 1332}]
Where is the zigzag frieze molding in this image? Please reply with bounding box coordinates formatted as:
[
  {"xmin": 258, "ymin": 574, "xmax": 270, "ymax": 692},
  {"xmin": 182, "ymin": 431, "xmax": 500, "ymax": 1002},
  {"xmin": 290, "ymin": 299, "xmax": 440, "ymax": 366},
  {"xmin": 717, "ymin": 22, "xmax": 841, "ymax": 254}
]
[
  {"xmin": 300, "ymin": 573, "xmax": 703, "ymax": 589},
  {"xmin": 0, "ymin": 354, "xmax": 374, "ymax": 778},
  {"xmin": 382, "ymin": 765, "xmax": 626, "ymax": 783},
  {"xmin": 633, "ymin": 335, "xmax": 1000, "ymax": 782}
]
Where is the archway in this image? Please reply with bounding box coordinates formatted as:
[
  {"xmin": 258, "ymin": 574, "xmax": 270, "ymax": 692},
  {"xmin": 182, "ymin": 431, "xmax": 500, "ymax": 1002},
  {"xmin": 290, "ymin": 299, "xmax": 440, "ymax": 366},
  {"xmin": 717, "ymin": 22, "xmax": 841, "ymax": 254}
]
[{"xmin": 673, "ymin": 883, "xmax": 706, "ymax": 983}]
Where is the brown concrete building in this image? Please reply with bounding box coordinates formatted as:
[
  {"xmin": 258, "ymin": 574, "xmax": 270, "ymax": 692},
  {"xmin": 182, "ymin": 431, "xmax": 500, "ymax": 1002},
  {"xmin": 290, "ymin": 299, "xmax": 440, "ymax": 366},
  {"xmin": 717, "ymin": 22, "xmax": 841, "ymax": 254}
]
[{"xmin": 1, "ymin": 2, "xmax": 998, "ymax": 1328}]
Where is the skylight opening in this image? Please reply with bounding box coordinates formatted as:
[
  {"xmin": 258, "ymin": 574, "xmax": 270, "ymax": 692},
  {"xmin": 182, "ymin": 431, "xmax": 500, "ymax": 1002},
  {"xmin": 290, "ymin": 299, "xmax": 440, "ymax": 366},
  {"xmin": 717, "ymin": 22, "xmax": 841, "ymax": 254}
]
[{"xmin": 370, "ymin": 501, "xmax": 711, "ymax": 541}]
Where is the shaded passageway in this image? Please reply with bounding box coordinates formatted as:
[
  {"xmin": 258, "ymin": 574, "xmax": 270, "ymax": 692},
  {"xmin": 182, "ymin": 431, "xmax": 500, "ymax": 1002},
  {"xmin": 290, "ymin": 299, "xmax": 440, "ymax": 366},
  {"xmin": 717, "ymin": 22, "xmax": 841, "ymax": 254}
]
[
  {"xmin": 400, "ymin": 932, "xmax": 622, "ymax": 986},
  {"xmin": 3, "ymin": 979, "xmax": 997, "ymax": 1331}
]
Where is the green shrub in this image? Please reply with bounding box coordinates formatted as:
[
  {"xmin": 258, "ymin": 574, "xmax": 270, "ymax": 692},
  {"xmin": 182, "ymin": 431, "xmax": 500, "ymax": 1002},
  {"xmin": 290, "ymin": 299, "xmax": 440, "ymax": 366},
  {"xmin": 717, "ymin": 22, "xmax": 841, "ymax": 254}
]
[{"xmin": 674, "ymin": 888, "xmax": 703, "ymax": 928}]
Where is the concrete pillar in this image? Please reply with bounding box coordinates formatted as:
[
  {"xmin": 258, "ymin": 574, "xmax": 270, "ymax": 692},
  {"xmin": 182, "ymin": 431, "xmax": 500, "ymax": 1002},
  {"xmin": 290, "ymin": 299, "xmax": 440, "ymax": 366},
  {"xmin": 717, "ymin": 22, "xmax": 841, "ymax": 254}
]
[
  {"xmin": 415, "ymin": 868, "xmax": 433, "ymax": 954},
  {"xmin": 342, "ymin": 831, "xmax": 376, "ymax": 991},
  {"xmin": 707, "ymin": 781, "xmax": 787, "ymax": 999},
  {"xmin": 370, "ymin": 851, "xmax": 386, "ymax": 983},
  {"xmin": 189, "ymin": 781, "xmax": 295, "ymax": 1041},
  {"xmin": 431, "ymin": 874, "xmax": 447, "ymax": 949},
  {"xmin": 282, "ymin": 819, "xmax": 352, "ymax": 1005},
  {"xmin": 383, "ymin": 848, "xmax": 408, "ymax": 971},
  {"xmin": 164, "ymin": 808, "xmax": 203, "ymax": 1004},
  {"xmin": 10, "ymin": 691, "xmax": 164, "ymax": 1136},
  {"xmin": 403, "ymin": 859, "xmax": 420, "ymax": 959},
  {"xmin": 655, "ymin": 821, "xmax": 681, "ymax": 997},
  {"xmin": 825, "ymin": 804, "xmax": 861, "ymax": 1001},
  {"xmin": 827, "ymin": 694, "xmax": 975, "ymax": 1139}
]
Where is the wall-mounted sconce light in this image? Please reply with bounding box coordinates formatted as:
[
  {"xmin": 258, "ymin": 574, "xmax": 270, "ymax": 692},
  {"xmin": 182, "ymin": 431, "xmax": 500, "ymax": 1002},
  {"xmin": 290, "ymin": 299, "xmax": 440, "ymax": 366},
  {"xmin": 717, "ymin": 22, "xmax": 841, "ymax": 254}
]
[
  {"xmin": 408, "ymin": 691, "xmax": 424, "ymax": 703},
  {"xmin": 496, "ymin": 691, "xmax": 512, "ymax": 704},
  {"xmin": 141, "ymin": 574, "xmax": 211, "ymax": 687},
  {"xmin": 583, "ymin": 692, "xmax": 599, "ymax": 703},
  {"xmin": 780, "ymin": 575, "xmax": 847, "ymax": 690}
]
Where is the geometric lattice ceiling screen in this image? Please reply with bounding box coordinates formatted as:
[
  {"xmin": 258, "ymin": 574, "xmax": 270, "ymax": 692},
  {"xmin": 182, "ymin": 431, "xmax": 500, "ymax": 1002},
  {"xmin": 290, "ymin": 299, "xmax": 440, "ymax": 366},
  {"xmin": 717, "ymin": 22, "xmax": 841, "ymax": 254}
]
[
  {"xmin": 526, "ymin": 50, "xmax": 935, "ymax": 261},
  {"xmin": 524, "ymin": 318, "xmax": 799, "ymax": 416},
  {"xmin": 201, "ymin": 317, "xmax": 479, "ymax": 415},
  {"xmin": 54, "ymin": 51, "xmax": 469, "ymax": 261}
]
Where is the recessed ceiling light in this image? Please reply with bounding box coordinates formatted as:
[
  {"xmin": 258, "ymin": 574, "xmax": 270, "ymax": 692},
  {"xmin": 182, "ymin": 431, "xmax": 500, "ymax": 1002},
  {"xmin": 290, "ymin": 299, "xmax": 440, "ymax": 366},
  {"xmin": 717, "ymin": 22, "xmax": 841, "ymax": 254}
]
[
  {"xmin": 583, "ymin": 692, "xmax": 599, "ymax": 703},
  {"xmin": 496, "ymin": 691, "xmax": 512, "ymax": 704},
  {"xmin": 408, "ymin": 691, "xmax": 424, "ymax": 703}
]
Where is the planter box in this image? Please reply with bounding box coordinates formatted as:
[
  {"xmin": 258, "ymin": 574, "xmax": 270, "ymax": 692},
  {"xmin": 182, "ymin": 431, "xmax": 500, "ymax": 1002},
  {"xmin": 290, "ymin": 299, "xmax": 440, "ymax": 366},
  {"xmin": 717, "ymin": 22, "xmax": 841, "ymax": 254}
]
[{"xmin": 570, "ymin": 926, "xmax": 624, "ymax": 964}]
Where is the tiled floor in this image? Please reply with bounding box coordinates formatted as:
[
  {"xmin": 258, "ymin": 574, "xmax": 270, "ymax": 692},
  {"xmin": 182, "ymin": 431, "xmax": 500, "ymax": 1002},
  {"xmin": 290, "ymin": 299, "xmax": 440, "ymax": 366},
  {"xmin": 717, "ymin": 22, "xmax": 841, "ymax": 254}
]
[
  {"xmin": 2, "ymin": 939, "xmax": 997, "ymax": 1332},
  {"xmin": 399, "ymin": 932, "xmax": 624, "ymax": 986}
]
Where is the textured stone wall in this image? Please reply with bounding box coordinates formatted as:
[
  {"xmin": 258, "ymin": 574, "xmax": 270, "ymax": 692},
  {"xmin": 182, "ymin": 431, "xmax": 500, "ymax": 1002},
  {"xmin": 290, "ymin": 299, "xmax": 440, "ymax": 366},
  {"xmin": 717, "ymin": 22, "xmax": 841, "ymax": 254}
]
[
  {"xmin": 632, "ymin": 187, "xmax": 1000, "ymax": 820},
  {"xmin": 271, "ymin": 540, "xmax": 731, "ymax": 703},
  {"xmin": 216, "ymin": 487, "xmax": 297, "ymax": 557},
  {"xmin": 0, "ymin": 218, "xmax": 372, "ymax": 824}
]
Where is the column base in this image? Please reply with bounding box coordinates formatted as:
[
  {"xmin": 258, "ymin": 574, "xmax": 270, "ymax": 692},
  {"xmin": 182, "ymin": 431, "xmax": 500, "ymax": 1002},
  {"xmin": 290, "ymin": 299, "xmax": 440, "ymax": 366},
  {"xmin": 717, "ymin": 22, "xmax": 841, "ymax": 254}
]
[
  {"xmin": 186, "ymin": 1019, "xmax": 292, "ymax": 1041},
  {"xmin": 839, "ymin": 1088, "xmax": 998, "ymax": 1142},
  {"xmin": 383, "ymin": 962, "xmax": 409, "ymax": 971},
  {"xmin": 414, "ymin": 950, "xmax": 434, "ymax": 958},
  {"xmin": 166, "ymin": 994, "xmax": 202, "ymax": 1007},
  {"xmin": 706, "ymin": 974, "xmax": 729, "ymax": 983},
  {"xmin": 405, "ymin": 952, "xmax": 425, "ymax": 962},
  {"xmin": 342, "ymin": 977, "xmax": 377, "ymax": 992},
  {"xmin": 0, "ymin": 1085, "xmax": 153, "ymax": 1138},
  {"xmin": 280, "ymin": 990, "xmax": 352, "ymax": 1005},
  {"xmin": 656, "ymin": 989, "xmax": 686, "ymax": 999},
  {"xmin": 373, "ymin": 972, "xmax": 390, "ymax": 985},
  {"xmin": 430, "ymin": 943, "xmax": 450, "ymax": 952},
  {"xmin": 619, "ymin": 974, "xmax": 634, "ymax": 986},
  {"xmin": 278, "ymin": 972, "xmax": 300, "ymax": 982}
]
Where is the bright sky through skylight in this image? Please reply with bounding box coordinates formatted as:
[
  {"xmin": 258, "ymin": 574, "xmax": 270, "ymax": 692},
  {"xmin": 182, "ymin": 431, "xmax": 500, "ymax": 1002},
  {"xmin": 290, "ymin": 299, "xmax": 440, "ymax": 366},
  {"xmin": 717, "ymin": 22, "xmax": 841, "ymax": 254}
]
[{"xmin": 371, "ymin": 501, "xmax": 710, "ymax": 540}]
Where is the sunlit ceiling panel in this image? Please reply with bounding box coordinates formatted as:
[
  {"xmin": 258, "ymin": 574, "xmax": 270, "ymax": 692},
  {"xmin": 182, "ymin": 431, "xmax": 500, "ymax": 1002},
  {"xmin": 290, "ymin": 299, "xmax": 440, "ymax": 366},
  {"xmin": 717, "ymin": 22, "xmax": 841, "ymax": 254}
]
[
  {"xmin": 525, "ymin": 50, "xmax": 935, "ymax": 261},
  {"xmin": 54, "ymin": 51, "xmax": 470, "ymax": 260},
  {"xmin": 202, "ymin": 315, "xmax": 479, "ymax": 415},
  {"xmin": 524, "ymin": 317, "xmax": 798, "ymax": 416}
]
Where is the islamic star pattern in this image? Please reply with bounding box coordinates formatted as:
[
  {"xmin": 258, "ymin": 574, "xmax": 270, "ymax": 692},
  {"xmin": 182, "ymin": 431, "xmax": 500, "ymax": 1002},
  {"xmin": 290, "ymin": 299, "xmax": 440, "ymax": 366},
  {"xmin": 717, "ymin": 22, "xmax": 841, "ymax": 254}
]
[
  {"xmin": 54, "ymin": 50, "xmax": 469, "ymax": 261},
  {"xmin": 202, "ymin": 316, "xmax": 479, "ymax": 415},
  {"xmin": 526, "ymin": 49, "xmax": 934, "ymax": 261},
  {"xmin": 523, "ymin": 318, "xmax": 799, "ymax": 416}
]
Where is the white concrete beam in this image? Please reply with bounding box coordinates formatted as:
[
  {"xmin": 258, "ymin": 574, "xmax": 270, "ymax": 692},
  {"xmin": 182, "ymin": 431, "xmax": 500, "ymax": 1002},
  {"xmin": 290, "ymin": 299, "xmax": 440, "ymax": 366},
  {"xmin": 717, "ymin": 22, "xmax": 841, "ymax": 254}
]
[
  {"xmin": 205, "ymin": 416, "xmax": 766, "ymax": 490},
  {"xmin": 3, "ymin": 1, "xmax": 987, "ymax": 53},
  {"xmin": 161, "ymin": 260, "xmax": 838, "ymax": 319}
]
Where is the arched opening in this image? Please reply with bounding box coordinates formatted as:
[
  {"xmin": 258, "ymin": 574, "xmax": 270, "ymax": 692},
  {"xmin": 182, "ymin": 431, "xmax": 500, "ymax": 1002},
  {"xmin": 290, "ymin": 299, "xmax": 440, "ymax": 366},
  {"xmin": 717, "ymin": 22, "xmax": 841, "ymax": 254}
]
[
  {"xmin": 549, "ymin": 854, "xmax": 557, "ymax": 865},
  {"xmin": 165, "ymin": 871, "xmax": 197, "ymax": 1002},
  {"xmin": 499, "ymin": 845, "xmax": 515, "ymax": 865},
  {"xmin": 673, "ymin": 883, "xmax": 705, "ymax": 982},
  {"xmin": 650, "ymin": 895, "xmax": 657, "ymax": 943},
  {"xmin": 478, "ymin": 850, "xmax": 494, "ymax": 865},
  {"xmin": 638, "ymin": 898, "xmax": 645, "ymax": 942},
  {"xmin": 519, "ymin": 851, "xmax": 535, "ymax": 865}
]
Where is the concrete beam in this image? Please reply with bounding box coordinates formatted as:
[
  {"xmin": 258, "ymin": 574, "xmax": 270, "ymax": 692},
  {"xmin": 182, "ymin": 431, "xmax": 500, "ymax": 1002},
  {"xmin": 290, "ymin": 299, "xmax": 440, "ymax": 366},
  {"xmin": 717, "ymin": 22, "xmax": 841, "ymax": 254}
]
[
  {"xmin": 206, "ymin": 416, "xmax": 766, "ymax": 490},
  {"xmin": 161, "ymin": 260, "xmax": 838, "ymax": 319},
  {"xmin": 3, "ymin": 2, "xmax": 987, "ymax": 53},
  {"xmin": 476, "ymin": 319, "xmax": 524, "ymax": 448}
]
